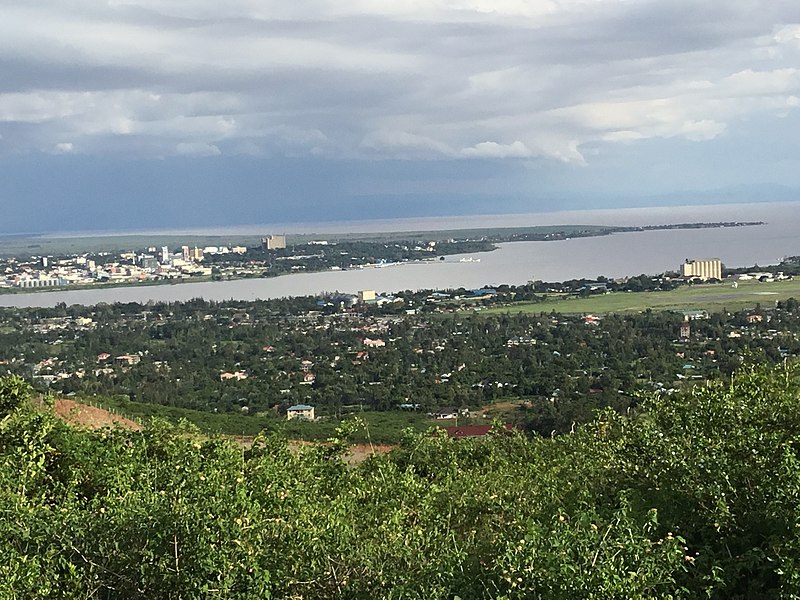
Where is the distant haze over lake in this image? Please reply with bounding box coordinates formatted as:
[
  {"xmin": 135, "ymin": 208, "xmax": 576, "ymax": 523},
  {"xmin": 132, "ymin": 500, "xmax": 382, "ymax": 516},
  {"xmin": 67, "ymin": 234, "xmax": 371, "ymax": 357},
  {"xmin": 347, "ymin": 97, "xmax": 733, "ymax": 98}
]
[{"xmin": 40, "ymin": 200, "xmax": 798, "ymax": 239}]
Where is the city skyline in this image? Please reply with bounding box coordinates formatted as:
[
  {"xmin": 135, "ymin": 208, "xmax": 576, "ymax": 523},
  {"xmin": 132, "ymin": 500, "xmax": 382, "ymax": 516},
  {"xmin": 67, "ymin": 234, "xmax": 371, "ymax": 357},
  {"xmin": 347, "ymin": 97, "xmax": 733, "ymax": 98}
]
[{"xmin": 1, "ymin": 1, "xmax": 799, "ymax": 234}]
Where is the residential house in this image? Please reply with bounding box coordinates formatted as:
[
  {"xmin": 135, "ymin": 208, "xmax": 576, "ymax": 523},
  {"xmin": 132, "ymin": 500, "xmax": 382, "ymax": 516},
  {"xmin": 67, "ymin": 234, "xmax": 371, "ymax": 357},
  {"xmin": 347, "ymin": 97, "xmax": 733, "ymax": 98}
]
[
  {"xmin": 115, "ymin": 354, "xmax": 141, "ymax": 366},
  {"xmin": 287, "ymin": 404, "xmax": 315, "ymax": 421},
  {"xmin": 429, "ymin": 407, "xmax": 469, "ymax": 420},
  {"xmin": 220, "ymin": 371, "xmax": 248, "ymax": 381}
]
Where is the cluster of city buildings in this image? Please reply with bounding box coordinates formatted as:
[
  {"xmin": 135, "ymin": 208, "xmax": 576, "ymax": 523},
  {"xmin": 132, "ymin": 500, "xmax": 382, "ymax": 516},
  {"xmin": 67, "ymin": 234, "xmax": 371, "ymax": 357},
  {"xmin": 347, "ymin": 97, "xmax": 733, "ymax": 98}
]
[
  {"xmin": 1, "ymin": 234, "xmax": 300, "ymax": 290},
  {"xmin": 0, "ymin": 243, "xmax": 251, "ymax": 290}
]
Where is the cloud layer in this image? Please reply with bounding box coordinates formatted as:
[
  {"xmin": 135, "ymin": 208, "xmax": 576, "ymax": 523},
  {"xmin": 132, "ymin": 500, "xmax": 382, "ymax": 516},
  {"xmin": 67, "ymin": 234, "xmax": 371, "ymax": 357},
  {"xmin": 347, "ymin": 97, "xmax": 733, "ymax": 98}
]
[{"xmin": 1, "ymin": 0, "xmax": 799, "ymax": 166}]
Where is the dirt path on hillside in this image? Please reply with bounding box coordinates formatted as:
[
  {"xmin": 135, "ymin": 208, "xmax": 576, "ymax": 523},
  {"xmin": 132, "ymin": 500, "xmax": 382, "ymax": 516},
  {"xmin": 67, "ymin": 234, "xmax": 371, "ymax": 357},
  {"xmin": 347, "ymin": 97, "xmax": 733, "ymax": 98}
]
[{"xmin": 54, "ymin": 398, "xmax": 142, "ymax": 431}]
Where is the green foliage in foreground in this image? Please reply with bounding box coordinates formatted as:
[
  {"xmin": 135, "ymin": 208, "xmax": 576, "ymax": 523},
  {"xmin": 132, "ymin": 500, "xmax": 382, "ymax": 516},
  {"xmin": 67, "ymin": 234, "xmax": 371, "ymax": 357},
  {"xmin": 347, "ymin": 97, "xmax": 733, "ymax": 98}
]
[{"xmin": 3, "ymin": 362, "xmax": 800, "ymax": 598}]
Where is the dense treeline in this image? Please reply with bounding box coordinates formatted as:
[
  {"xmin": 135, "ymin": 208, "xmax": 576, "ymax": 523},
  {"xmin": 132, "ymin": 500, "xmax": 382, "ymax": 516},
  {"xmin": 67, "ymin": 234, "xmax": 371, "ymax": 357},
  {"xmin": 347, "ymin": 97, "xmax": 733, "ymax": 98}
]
[
  {"xmin": 3, "ymin": 298, "xmax": 800, "ymax": 436},
  {"xmin": 3, "ymin": 360, "xmax": 800, "ymax": 597}
]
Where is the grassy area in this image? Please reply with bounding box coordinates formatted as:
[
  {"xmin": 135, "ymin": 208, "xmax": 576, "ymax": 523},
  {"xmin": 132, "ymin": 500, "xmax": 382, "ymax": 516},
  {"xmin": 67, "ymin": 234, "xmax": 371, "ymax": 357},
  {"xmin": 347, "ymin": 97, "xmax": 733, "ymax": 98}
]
[
  {"xmin": 88, "ymin": 396, "xmax": 267, "ymax": 435},
  {"xmin": 486, "ymin": 279, "xmax": 800, "ymax": 315},
  {"xmin": 89, "ymin": 395, "xmax": 448, "ymax": 443}
]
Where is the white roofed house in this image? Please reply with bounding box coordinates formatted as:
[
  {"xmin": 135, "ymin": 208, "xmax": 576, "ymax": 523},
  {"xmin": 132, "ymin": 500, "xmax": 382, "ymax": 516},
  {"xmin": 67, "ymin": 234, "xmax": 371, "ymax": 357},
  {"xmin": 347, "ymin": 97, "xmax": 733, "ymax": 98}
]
[{"xmin": 287, "ymin": 405, "xmax": 315, "ymax": 421}]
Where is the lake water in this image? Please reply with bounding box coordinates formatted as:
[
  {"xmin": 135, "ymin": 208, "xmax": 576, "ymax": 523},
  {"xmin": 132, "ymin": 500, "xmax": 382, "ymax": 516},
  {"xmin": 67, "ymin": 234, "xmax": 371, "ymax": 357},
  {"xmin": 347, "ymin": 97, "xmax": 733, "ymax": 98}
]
[{"xmin": 3, "ymin": 201, "xmax": 798, "ymax": 308}]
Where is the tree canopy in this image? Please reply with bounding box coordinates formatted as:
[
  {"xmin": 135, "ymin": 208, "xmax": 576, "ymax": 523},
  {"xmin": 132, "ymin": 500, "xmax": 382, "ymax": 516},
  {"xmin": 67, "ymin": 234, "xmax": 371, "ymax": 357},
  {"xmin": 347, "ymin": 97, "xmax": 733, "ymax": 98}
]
[{"xmin": 3, "ymin": 360, "xmax": 800, "ymax": 597}]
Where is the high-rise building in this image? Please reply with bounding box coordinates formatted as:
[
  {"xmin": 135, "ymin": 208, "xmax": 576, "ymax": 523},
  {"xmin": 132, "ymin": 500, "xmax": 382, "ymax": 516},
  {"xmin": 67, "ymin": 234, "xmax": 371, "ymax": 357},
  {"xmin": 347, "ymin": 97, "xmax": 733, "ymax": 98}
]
[
  {"xmin": 182, "ymin": 246, "xmax": 190, "ymax": 261},
  {"xmin": 680, "ymin": 316, "xmax": 691, "ymax": 340},
  {"xmin": 141, "ymin": 256, "xmax": 159, "ymax": 270},
  {"xmin": 262, "ymin": 234, "xmax": 287, "ymax": 250},
  {"xmin": 680, "ymin": 258, "xmax": 722, "ymax": 281},
  {"xmin": 161, "ymin": 246, "xmax": 170, "ymax": 264}
]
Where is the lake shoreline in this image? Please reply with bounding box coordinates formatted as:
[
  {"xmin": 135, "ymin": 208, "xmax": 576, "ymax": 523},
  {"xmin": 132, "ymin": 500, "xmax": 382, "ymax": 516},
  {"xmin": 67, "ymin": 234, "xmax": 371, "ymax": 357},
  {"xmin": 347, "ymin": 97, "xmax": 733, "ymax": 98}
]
[{"xmin": 0, "ymin": 220, "xmax": 766, "ymax": 298}]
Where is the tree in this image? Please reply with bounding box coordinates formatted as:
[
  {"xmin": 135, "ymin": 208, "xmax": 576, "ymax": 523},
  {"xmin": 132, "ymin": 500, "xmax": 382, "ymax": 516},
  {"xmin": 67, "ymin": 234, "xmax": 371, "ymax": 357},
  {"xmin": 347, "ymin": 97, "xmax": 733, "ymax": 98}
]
[{"xmin": 0, "ymin": 374, "xmax": 30, "ymax": 416}]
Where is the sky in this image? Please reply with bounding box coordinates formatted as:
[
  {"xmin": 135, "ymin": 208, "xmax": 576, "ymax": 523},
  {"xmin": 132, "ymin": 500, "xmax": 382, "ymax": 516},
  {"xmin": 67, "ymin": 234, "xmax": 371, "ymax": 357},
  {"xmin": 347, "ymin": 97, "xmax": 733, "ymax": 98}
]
[{"xmin": 1, "ymin": 0, "xmax": 800, "ymax": 234}]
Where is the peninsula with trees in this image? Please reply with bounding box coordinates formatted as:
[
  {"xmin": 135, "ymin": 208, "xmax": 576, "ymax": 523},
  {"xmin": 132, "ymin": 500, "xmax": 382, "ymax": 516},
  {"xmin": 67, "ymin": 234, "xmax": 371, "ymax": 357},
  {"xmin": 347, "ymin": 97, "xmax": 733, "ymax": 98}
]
[{"xmin": 0, "ymin": 221, "xmax": 764, "ymax": 294}]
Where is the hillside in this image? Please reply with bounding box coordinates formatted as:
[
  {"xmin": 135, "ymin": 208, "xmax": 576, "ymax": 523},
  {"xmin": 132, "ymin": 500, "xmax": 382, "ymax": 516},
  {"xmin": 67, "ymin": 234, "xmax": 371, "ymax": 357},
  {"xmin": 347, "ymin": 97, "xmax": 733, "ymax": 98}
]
[
  {"xmin": 53, "ymin": 398, "xmax": 141, "ymax": 431},
  {"xmin": 3, "ymin": 363, "xmax": 800, "ymax": 598}
]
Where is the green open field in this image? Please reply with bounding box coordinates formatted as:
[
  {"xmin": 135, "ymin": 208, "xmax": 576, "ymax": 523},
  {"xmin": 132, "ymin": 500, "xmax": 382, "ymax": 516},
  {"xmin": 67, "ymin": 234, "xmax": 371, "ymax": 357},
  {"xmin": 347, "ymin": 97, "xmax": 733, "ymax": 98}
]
[
  {"xmin": 89, "ymin": 395, "xmax": 450, "ymax": 443},
  {"xmin": 486, "ymin": 279, "xmax": 800, "ymax": 315}
]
